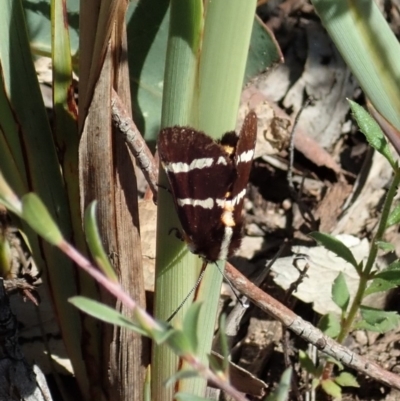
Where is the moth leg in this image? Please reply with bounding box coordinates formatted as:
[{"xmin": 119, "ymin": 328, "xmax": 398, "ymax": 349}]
[
  {"xmin": 157, "ymin": 183, "xmax": 171, "ymax": 194},
  {"xmin": 168, "ymin": 227, "xmax": 184, "ymax": 242}
]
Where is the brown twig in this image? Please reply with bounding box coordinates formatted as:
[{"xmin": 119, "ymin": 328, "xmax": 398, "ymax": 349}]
[
  {"xmin": 282, "ymin": 255, "xmax": 310, "ymax": 401},
  {"xmin": 287, "ymin": 97, "xmax": 318, "ymax": 230},
  {"xmin": 224, "ymin": 263, "xmax": 400, "ymax": 391},
  {"xmin": 111, "ymin": 89, "xmax": 159, "ymax": 201}
]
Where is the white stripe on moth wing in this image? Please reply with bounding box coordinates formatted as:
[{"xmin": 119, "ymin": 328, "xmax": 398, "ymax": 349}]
[
  {"xmin": 164, "ymin": 157, "xmax": 214, "ymax": 173},
  {"xmin": 217, "ymin": 156, "xmax": 228, "ymax": 165},
  {"xmin": 216, "ymin": 188, "xmax": 246, "ymax": 209},
  {"xmin": 218, "ymin": 226, "xmax": 233, "ymax": 260},
  {"xmin": 177, "ymin": 198, "xmax": 214, "ymax": 209},
  {"xmin": 237, "ymin": 149, "xmax": 255, "ymax": 163}
]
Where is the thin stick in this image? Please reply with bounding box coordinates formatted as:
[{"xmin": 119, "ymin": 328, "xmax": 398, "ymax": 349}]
[
  {"xmin": 287, "ymin": 97, "xmax": 317, "ymax": 229},
  {"xmin": 224, "ymin": 263, "xmax": 400, "ymax": 391},
  {"xmin": 111, "ymin": 89, "xmax": 159, "ymax": 201}
]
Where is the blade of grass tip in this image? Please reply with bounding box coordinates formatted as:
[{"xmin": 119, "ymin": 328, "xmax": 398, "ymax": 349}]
[
  {"xmin": 0, "ymin": 173, "xmax": 22, "ymax": 215},
  {"xmin": 312, "ymin": 0, "xmax": 400, "ymax": 129},
  {"xmin": 84, "ymin": 201, "xmax": 118, "ymax": 281}
]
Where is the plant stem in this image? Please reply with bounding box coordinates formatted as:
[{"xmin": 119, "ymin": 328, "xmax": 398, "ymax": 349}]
[
  {"xmin": 322, "ymin": 166, "xmax": 400, "ymax": 382},
  {"xmin": 337, "ymin": 166, "xmax": 400, "ymax": 344}
]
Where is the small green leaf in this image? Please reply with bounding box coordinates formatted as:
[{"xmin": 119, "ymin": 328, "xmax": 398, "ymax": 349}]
[
  {"xmin": 356, "ymin": 306, "xmax": 400, "ymax": 333},
  {"xmin": 84, "ymin": 201, "xmax": 118, "ymax": 281},
  {"xmin": 321, "ymin": 378, "xmax": 342, "ymax": 399},
  {"xmin": 299, "ymin": 350, "xmax": 318, "ymax": 375},
  {"xmin": 332, "ymin": 272, "xmax": 350, "ymax": 312},
  {"xmin": 182, "ymin": 302, "xmax": 202, "ymax": 354},
  {"xmin": 265, "ymin": 367, "xmax": 292, "ymax": 401},
  {"xmin": 326, "ymin": 357, "xmax": 344, "ymax": 371},
  {"xmin": 208, "ymin": 353, "xmax": 223, "ymax": 373},
  {"xmin": 365, "ymin": 261, "xmax": 400, "ymax": 296},
  {"xmin": 165, "ymin": 371, "xmax": 200, "ymax": 388},
  {"xmin": 334, "ymin": 372, "xmax": 360, "ymax": 388},
  {"xmin": 365, "ymin": 278, "xmax": 398, "ymax": 296},
  {"xmin": 318, "ymin": 313, "xmax": 341, "ymax": 338},
  {"xmin": 349, "ymin": 100, "xmax": 396, "ymax": 168},
  {"xmin": 132, "ymin": 308, "xmax": 171, "ymax": 344},
  {"xmin": 375, "ymin": 241, "xmax": 395, "ymax": 252},
  {"xmin": 387, "ymin": 203, "xmax": 400, "ymax": 228},
  {"xmin": 166, "ymin": 329, "xmax": 193, "ymax": 356},
  {"xmin": 0, "ymin": 233, "xmax": 12, "ymax": 277},
  {"xmin": 309, "ymin": 232, "xmax": 358, "ymax": 269},
  {"xmin": 311, "ymin": 377, "xmax": 320, "ymax": 390},
  {"xmin": 69, "ymin": 296, "xmax": 148, "ymax": 336},
  {"xmin": 218, "ymin": 314, "xmax": 229, "ymax": 372},
  {"xmin": 21, "ymin": 193, "xmax": 63, "ymax": 245},
  {"xmin": 0, "ymin": 173, "xmax": 22, "ymax": 215},
  {"xmin": 374, "ymin": 261, "xmax": 400, "ymax": 280},
  {"xmin": 144, "ymin": 366, "xmax": 151, "ymax": 401}
]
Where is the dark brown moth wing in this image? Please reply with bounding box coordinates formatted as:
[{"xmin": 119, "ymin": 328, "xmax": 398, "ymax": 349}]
[
  {"xmin": 215, "ymin": 111, "xmax": 257, "ymax": 259},
  {"xmin": 158, "ymin": 112, "xmax": 257, "ymax": 262},
  {"xmin": 158, "ymin": 127, "xmax": 236, "ymax": 260},
  {"xmin": 231, "ymin": 111, "xmax": 257, "ymax": 224}
]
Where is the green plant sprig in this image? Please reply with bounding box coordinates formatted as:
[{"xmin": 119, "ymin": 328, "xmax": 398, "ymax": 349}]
[
  {"xmin": 310, "ymin": 101, "xmax": 400, "ymax": 395},
  {"xmin": 0, "ymin": 172, "xmax": 258, "ymax": 401},
  {"xmin": 336, "ymin": 167, "xmax": 400, "ymax": 344}
]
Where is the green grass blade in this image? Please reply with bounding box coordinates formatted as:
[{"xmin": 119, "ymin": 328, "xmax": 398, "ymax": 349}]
[{"xmin": 312, "ymin": 0, "xmax": 400, "ymax": 129}]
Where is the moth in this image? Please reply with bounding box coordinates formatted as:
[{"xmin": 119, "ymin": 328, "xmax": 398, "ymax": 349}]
[{"xmin": 158, "ymin": 111, "xmax": 257, "ymax": 262}]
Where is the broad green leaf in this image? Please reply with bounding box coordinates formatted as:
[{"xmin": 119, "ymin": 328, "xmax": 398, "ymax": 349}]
[
  {"xmin": 23, "ymin": 0, "xmax": 80, "ymax": 57},
  {"xmin": 318, "ymin": 313, "xmax": 341, "ymax": 338},
  {"xmin": 299, "ymin": 350, "xmax": 318, "ymax": 375},
  {"xmin": 69, "ymin": 296, "xmax": 148, "ymax": 336},
  {"xmin": 21, "ymin": 193, "xmax": 63, "ymax": 245},
  {"xmin": 84, "ymin": 202, "xmax": 118, "ymax": 281},
  {"xmin": 332, "ymin": 272, "xmax": 350, "ymax": 312},
  {"xmin": 334, "ymin": 372, "xmax": 359, "ymax": 388},
  {"xmin": 356, "ymin": 306, "xmax": 400, "ymax": 333},
  {"xmin": 321, "ymin": 379, "xmax": 342, "ymax": 399},
  {"xmin": 128, "ymin": 1, "xmax": 281, "ymax": 143},
  {"xmin": 375, "ymin": 241, "xmax": 395, "ymax": 252},
  {"xmin": 387, "ymin": 203, "xmax": 400, "ymax": 228},
  {"xmin": 265, "ymin": 368, "xmax": 292, "ymax": 401},
  {"xmin": 309, "ymin": 232, "xmax": 358, "ymax": 269},
  {"xmin": 349, "ymin": 101, "xmax": 395, "ymax": 168},
  {"xmin": 23, "ymin": 1, "xmax": 280, "ymax": 144},
  {"xmin": 154, "ymin": 1, "xmax": 260, "ymax": 399},
  {"xmin": 312, "ymin": 0, "xmax": 400, "ymax": 133}
]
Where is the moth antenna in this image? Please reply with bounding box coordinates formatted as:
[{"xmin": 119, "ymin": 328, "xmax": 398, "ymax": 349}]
[
  {"xmin": 167, "ymin": 261, "xmax": 209, "ymax": 322},
  {"xmin": 214, "ymin": 262, "xmax": 247, "ymax": 308}
]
